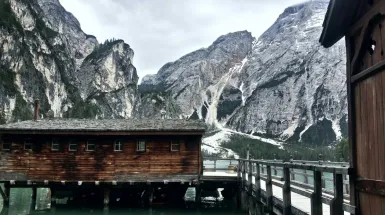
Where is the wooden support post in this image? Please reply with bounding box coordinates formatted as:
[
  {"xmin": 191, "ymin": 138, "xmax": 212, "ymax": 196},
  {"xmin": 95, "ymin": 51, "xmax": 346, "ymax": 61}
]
[
  {"xmin": 330, "ymin": 173, "xmax": 344, "ymax": 215},
  {"xmin": 311, "ymin": 170, "xmax": 322, "ymax": 215},
  {"xmin": 0, "ymin": 185, "xmax": 8, "ymax": 207},
  {"xmin": 266, "ymin": 165, "xmax": 273, "ymax": 214},
  {"xmin": 50, "ymin": 187, "xmax": 56, "ymax": 211},
  {"xmin": 237, "ymin": 160, "xmax": 241, "ymax": 179},
  {"xmin": 255, "ymin": 164, "xmax": 261, "ymax": 201},
  {"xmin": 30, "ymin": 187, "xmax": 37, "ymax": 211},
  {"xmin": 3, "ymin": 182, "xmax": 10, "ymax": 207},
  {"xmin": 248, "ymin": 160, "xmax": 253, "ymax": 194},
  {"xmin": 195, "ymin": 185, "xmax": 201, "ymax": 206},
  {"xmin": 103, "ymin": 188, "xmax": 110, "ymax": 210},
  {"xmin": 243, "ymin": 160, "xmax": 247, "ymax": 187},
  {"xmin": 282, "ymin": 166, "xmax": 291, "ymax": 215},
  {"xmin": 254, "ymin": 163, "xmax": 263, "ymax": 215},
  {"xmin": 147, "ymin": 186, "xmax": 154, "ymax": 207}
]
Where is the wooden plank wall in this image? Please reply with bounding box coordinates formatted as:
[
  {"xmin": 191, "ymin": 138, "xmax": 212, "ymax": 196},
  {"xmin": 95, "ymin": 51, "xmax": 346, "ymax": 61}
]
[
  {"xmin": 350, "ymin": 1, "xmax": 385, "ymax": 214},
  {"xmin": 0, "ymin": 135, "xmax": 200, "ymax": 181}
]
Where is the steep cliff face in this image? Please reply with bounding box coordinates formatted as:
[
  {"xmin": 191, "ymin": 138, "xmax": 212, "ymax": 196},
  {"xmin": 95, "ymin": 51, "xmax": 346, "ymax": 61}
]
[
  {"xmin": 141, "ymin": 31, "xmax": 254, "ymax": 125},
  {"xmin": 227, "ymin": 1, "xmax": 347, "ymax": 145},
  {"xmin": 143, "ymin": 1, "xmax": 347, "ymax": 145},
  {"xmin": 1, "ymin": 0, "xmax": 346, "ymax": 145},
  {"xmin": 0, "ymin": 0, "xmax": 138, "ymax": 122}
]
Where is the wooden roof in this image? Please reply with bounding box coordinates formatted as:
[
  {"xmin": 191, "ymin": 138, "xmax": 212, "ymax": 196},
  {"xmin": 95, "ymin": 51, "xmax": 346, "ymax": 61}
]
[
  {"xmin": 319, "ymin": 0, "xmax": 360, "ymax": 48},
  {"xmin": 0, "ymin": 119, "xmax": 206, "ymax": 134}
]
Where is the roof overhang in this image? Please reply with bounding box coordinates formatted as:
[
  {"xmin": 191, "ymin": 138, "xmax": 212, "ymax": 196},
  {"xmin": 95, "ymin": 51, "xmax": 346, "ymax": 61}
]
[
  {"xmin": 320, "ymin": 0, "xmax": 360, "ymax": 48},
  {"xmin": 0, "ymin": 130, "xmax": 206, "ymax": 136}
]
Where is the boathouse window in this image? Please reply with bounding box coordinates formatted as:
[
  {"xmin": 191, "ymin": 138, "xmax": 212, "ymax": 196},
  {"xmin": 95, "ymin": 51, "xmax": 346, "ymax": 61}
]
[
  {"xmin": 2, "ymin": 143, "xmax": 10, "ymax": 151},
  {"xmin": 24, "ymin": 140, "xmax": 32, "ymax": 150},
  {"xmin": 69, "ymin": 140, "xmax": 77, "ymax": 151},
  {"xmin": 86, "ymin": 140, "xmax": 96, "ymax": 151},
  {"xmin": 51, "ymin": 139, "xmax": 59, "ymax": 151},
  {"xmin": 171, "ymin": 140, "xmax": 180, "ymax": 151},
  {"xmin": 137, "ymin": 140, "xmax": 146, "ymax": 152},
  {"xmin": 114, "ymin": 140, "xmax": 123, "ymax": 151}
]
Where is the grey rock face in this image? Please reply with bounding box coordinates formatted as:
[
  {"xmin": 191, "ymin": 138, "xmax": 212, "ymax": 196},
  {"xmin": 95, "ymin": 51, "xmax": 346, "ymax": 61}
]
[
  {"xmin": 227, "ymin": 1, "xmax": 347, "ymax": 145},
  {"xmin": 0, "ymin": 0, "xmax": 138, "ymax": 121},
  {"xmin": 144, "ymin": 1, "xmax": 347, "ymax": 145},
  {"xmin": 142, "ymin": 31, "xmax": 254, "ymax": 126}
]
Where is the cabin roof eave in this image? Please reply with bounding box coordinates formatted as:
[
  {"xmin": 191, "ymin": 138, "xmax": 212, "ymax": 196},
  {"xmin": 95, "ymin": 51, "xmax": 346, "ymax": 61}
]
[
  {"xmin": 0, "ymin": 119, "xmax": 207, "ymax": 135},
  {"xmin": 319, "ymin": 0, "xmax": 360, "ymax": 48}
]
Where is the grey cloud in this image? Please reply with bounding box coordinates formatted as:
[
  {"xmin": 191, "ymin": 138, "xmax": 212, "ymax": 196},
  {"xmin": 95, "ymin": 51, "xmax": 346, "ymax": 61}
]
[{"xmin": 59, "ymin": 0, "xmax": 309, "ymax": 80}]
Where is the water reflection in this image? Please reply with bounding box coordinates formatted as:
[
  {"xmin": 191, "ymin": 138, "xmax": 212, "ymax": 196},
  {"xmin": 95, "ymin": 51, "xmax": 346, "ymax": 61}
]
[{"xmin": 0, "ymin": 188, "xmax": 242, "ymax": 215}]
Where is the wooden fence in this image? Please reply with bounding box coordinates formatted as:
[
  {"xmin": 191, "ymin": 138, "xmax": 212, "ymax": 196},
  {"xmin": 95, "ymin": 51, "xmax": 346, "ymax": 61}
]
[{"xmin": 203, "ymin": 157, "xmax": 355, "ymax": 215}]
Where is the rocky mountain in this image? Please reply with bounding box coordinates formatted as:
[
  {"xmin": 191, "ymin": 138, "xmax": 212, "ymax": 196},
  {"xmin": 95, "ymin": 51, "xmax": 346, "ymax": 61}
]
[
  {"xmin": 141, "ymin": 31, "xmax": 254, "ymax": 124},
  {"xmin": 142, "ymin": 1, "xmax": 347, "ymax": 145},
  {"xmin": 0, "ymin": 0, "xmax": 138, "ymax": 122},
  {"xmin": 0, "ymin": 0, "xmax": 346, "ymax": 146}
]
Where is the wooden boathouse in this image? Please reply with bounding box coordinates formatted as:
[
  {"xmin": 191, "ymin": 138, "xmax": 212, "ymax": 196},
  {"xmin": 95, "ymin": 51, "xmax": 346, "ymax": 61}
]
[
  {"xmin": 0, "ymin": 103, "xmax": 206, "ymax": 207},
  {"xmin": 320, "ymin": 0, "xmax": 385, "ymax": 214}
]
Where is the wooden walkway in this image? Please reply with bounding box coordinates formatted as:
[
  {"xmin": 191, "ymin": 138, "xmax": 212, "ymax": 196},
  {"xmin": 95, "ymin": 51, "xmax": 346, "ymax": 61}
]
[
  {"xmin": 203, "ymin": 171, "xmax": 350, "ymax": 215},
  {"xmin": 202, "ymin": 158, "xmax": 355, "ymax": 215}
]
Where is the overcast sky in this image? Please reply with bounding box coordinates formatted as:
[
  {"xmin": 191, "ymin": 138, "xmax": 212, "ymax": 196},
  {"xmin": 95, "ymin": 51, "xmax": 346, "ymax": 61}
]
[{"xmin": 59, "ymin": 0, "xmax": 308, "ymax": 80}]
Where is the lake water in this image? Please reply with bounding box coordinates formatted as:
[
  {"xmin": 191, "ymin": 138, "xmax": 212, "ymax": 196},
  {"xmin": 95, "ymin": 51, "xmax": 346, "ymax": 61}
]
[{"xmin": 0, "ymin": 187, "xmax": 244, "ymax": 215}]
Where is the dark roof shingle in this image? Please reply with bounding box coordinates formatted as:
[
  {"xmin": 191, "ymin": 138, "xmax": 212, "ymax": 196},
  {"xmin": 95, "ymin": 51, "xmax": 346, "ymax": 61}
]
[{"xmin": 0, "ymin": 119, "xmax": 206, "ymax": 132}]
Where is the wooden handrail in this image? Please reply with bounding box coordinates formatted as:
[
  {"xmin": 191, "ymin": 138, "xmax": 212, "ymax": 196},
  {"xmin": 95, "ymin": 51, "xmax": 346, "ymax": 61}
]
[{"xmin": 202, "ymin": 157, "xmax": 355, "ymax": 214}]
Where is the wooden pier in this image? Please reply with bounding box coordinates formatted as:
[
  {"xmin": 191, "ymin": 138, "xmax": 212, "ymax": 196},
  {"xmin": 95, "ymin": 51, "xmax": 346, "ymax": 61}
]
[{"xmin": 201, "ymin": 157, "xmax": 355, "ymax": 215}]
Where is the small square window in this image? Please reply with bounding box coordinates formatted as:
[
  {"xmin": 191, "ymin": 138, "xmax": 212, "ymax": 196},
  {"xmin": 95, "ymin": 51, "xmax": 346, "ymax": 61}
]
[
  {"xmin": 51, "ymin": 139, "xmax": 59, "ymax": 151},
  {"xmin": 24, "ymin": 140, "xmax": 32, "ymax": 150},
  {"xmin": 137, "ymin": 140, "xmax": 146, "ymax": 152},
  {"xmin": 69, "ymin": 140, "xmax": 77, "ymax": 151},
  {"xmin": 171, "ymin": 140, "xmax": 180, "ymax": 152},
  {"xmin": 2, "ymin": 143, "xmax": 11, "ymax": 151},
  {"xmin": 114, "ymin": 140, "xmax": 123, "ymax": 151},
  {"xmin": 87, "ymin": 140, "xmax": 95, "ymax": 151}
]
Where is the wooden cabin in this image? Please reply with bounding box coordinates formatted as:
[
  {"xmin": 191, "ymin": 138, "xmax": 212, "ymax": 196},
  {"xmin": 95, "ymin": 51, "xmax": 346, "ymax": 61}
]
[
  {"xmin": 320, "ymin": 0, "xmax": 385, "ymax": 214},
  {"xmin": 0, "ymin": 118, "xmax": 206, "ymax": 183}
]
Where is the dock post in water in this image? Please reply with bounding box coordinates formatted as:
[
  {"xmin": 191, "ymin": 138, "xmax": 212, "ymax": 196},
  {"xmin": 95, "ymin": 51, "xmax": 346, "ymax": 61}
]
[
  {"xmin": 30, "ymin": 187, "xmax": 37, "ymax": 211},
  {"xmin": 104, "ymin": 188, "xmax": 110, "ymax": 210},
  {"xmin": 195, "ymin": 184, "xmax": 201, "ymax": 206},
  {"xmin": 3, "ymin": 182, "xmax": 10, "ymax": 207},
  {"xmin": 50, "ymin": 187, "xmax": 56, "ymax": 211}
]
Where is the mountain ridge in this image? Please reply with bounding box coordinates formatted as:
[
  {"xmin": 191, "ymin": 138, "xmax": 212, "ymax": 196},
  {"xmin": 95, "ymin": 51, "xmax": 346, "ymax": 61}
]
[{"xmin": 0, "ymin": 0, "xmax": 347, "ymax": 146}]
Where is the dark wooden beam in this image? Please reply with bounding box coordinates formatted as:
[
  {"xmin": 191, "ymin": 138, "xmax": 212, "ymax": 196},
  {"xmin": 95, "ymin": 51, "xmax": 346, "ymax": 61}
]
[
  {"xmin": 348, "ymin": 0, "xmax": 385, "ymax": 36},
  {"xmin": 330, "ymin": 174, "xmax": 344, "ymax": 215},
  {"xmin": 282, "ymin": 166, "xmax": 291, "ymax": 215},
  {"xmin": 310, "ymin": 170, "xmax": 322, "ymax": 215},
  {"xmin": 356, "ymin": 178, "xmax": 385, "ymax": 196},
  {"xmin": 266, "ymin": 166, "xmax": 273, "ymax": 214},
  {"xmin": 345, "ymin": 33, "xmax": 359, "ymax": 214},
  {"xmin": 351, "ymin": 59, "xmax": 385, "ymax": 83}
]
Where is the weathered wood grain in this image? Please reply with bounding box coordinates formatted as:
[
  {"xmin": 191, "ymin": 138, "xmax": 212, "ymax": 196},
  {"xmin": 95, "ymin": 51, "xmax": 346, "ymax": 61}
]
[{"xmin": 0, "ymin": 135, "xmax": 201, "ymax": 182}]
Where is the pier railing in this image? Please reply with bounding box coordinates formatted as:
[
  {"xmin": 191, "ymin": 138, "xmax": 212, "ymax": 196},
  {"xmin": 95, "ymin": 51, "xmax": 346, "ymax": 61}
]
[{"xmin": 203, "ymin": 157, "xmax": 355, "ymax": 215}]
